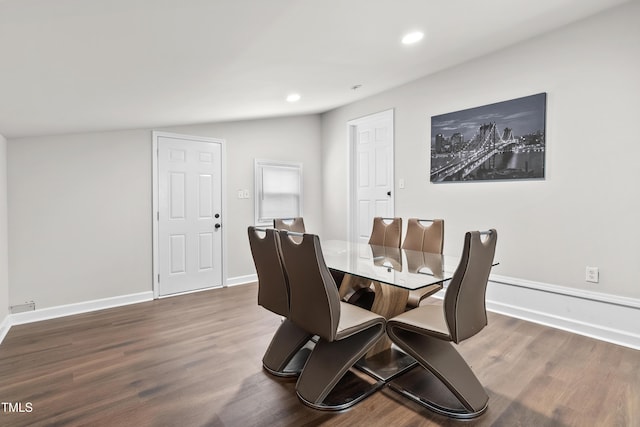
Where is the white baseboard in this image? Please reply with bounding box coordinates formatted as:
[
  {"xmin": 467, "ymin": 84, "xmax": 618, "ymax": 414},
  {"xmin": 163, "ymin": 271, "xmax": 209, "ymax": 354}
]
[
  {"xmin": 230, "ymin": 273, "xmax": 640, "ymax": 349},
  {"xmin": 226, "ymin": 274, "xmax": 257, "ymax": 287},
  {"xmin": 1, "ymin": 276, "xmax": 258, "ymax": 341},
  {"xmin": 488, "ymin": 276, "xmax": 640, "ymax": 350},
  {"xmin": 3, "ymin": 276, "xmax": 638, "ymax": 351},
  {"xmin": 9, "ymin": 291, "xmax": 154, "ymax": 327},
  {"xmin": 433, "ymin": 275, "xmax": 640, "ymax": 350},
  {"xmin": 0, "ymin": 314, "xmax": 10, "ymax": 345}
]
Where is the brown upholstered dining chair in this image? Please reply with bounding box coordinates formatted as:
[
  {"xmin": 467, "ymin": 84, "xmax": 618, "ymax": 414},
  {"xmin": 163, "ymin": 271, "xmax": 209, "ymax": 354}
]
[
  {"xmin": 402, "ymin": 218, "xmax": 444, "ymax": 253},
  {"xmin": 402, "ymin": 218, "xmax": 445, "ymax": 309},
  {"xmin": 386, "ymin": 229, "xmax": 497, "ymax": 419},
  {"xmin": 369, "ymin": 217, "xmax": 402, "ymax": 248},
  {"xmin": 247, "ymin": 226, "xmax": 313, "ymax": 377},
  {"xmin": 273, "ymin": 217, "xmax": 305, "ymax": 233},
  {"xmin": 278, "ymin": 230, "xmax": 386, "ymax": 410}
]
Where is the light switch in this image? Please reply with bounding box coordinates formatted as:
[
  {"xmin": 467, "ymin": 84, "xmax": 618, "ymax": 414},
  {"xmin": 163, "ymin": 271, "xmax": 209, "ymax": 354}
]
[
  {"xmin": 399, "ymin": 178, "xmax": 405, "ymax": 189},
  {"xmin": 586, "ymin": 266, "xmax": 599, "ymax": 283}
]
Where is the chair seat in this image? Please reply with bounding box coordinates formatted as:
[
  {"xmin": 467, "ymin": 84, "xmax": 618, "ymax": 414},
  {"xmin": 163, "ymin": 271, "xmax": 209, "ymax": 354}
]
[
  {"xmin": 387, "ymin": 303, "xmax": 451, "ymax": 341},
  {"xmin": 336, "ymin": 302, "xmax": 385, "ymax": 340}
]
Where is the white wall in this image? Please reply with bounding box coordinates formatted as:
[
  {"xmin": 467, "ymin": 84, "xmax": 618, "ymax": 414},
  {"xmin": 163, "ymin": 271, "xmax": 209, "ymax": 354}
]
[
  {"xmin": 321, "ymin": 2, "xmax": 640, "ymax": 300},
  {"xmin": 7, "ymin": 114, "xmax": 321, "ymax": 310},
  {"xmin": 159, "ymin": 114, "xmax": 323, "ymax": 281},
  {"xmin": 0, "ymin": 134, "xmax": 9, "ymax": 329},
  {"xmin": 8, "ymin": 130, "xmax": 152, "ymax": 309}
]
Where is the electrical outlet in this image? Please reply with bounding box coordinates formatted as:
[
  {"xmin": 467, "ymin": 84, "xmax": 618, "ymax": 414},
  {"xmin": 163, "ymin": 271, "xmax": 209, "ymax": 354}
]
[
  {"xmin": 243, "ymin": 190, "xmax": 250, "ymax": 199},
  {"xmin": 585, "ymin": 266, "xmax": 599, "ymax": 283},
  {"xmin": 237, "ymin": 190, "xmax": 244, "ymax": 199},
  {"xmin": 10, "ymin": 301, "xmax": 35, "ymax": 313}
]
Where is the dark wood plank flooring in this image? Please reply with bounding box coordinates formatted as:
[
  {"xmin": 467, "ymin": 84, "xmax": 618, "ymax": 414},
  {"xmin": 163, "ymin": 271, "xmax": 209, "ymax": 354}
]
[{"xmin": 0, "ymin": 284, "xmax": 638, "ymax": 426}]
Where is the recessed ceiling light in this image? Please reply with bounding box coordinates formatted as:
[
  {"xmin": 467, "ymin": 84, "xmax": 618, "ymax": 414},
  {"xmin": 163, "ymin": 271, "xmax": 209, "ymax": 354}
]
[
  {"xmin": 286, "ymin": 93, "xmax": 301, "ymax": 103},
  {"xmin": 402, "ymin": 31, "xmax": 424, "ymax": 45}
]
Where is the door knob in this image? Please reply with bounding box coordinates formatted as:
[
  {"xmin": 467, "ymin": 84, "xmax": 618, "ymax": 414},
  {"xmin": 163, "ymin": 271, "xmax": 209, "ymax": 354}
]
[
  {"xmin": 215, "ymin": 213, "xmax": 220, "ymax": 218},
  {"xmin": 215, "ymin": 223, "xmax": 221, "ymax": 229},
  {"xmin": 387, "ymin": 191, "xmax": 392, "ymax": 196}
]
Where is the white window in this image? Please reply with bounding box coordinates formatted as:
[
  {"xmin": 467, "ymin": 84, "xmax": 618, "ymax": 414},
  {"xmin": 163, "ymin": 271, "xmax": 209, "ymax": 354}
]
[{"xmin": 254, "ymin": 159, "xmax": 303, "ymax": 226}]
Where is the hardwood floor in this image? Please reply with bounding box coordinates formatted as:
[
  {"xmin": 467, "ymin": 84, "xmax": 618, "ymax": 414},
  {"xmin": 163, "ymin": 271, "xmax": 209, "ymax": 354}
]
[{"xmin": 0, "ymin": 284, "xmax": 637, "ymax": 426}]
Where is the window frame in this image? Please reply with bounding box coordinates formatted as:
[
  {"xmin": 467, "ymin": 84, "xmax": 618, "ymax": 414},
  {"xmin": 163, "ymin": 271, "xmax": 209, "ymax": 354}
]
[{"xmin": 254, "ymin": 159, "xmax": 303, "ymax": 227}]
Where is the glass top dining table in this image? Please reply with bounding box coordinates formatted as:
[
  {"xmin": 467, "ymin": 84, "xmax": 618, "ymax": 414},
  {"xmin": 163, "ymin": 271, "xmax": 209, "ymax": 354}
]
[
  {"xmin": 322, "ymin": 239, "xmax": 457, "ymax": 291},
  {"xmin": 320, "ymin": 238, "xmax": 497, "ymax": 381},
  {"xmin": 319, "ymin": 239, "xmax": 458, "ymax": 379}
]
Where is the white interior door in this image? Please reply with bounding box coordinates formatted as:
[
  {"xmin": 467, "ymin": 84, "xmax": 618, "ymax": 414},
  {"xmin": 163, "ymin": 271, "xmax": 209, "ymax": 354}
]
[
  {"xmin": 350, "ymin": 110, "xmax": 394, "ymax": 243},
  {"xmin": 157, "ymin": 135, "xmax": 223, "ymax": 296}
]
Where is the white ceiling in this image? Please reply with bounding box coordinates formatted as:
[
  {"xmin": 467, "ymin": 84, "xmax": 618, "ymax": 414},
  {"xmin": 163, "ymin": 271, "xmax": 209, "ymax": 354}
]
[{"xmin": 0, "ymin": 0, "xmax": 631, "ymax": 139}]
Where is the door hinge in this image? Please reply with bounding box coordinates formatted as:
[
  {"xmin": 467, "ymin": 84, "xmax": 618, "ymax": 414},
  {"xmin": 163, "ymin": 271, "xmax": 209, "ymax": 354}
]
[
  {"xmin": 157, "ymin": 274, "xmax": 160, "ymax": 283},
  {"xmin": 157, "ymin": 211, "xmax": 159, "ymax": 221}
]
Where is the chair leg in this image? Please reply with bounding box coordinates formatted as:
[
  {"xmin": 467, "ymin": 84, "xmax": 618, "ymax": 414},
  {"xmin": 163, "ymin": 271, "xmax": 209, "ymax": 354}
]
[
  {"xmin": 262, "ymin": 319, "xmax": 313, "ymax": 377},
  {"xmin": 295, "ymin": 324, "xmax": 385, "ymax": 410},
  {"xmin": 387, "ymin": 327, "xmax": 488, "ymax": 419}
]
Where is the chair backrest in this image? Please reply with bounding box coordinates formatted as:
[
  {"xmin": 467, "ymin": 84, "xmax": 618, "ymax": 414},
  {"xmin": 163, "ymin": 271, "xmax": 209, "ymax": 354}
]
[
  {"xmin": 278, "ymin": 231, "xmax": 341, "ymax": 342},
  {"xmin": 247, "ymin": 226, "xmax": 290, "ymax": 317},
  {"xmin": 444, "ymin": 230, "xmax": 497, "ymax": 343},
  {"xmin": 273, "ymin": 217, "xmax": 306, "ymax": 233},
  {"xmin": 402, "ymin": 218, "xmax": 444, "ymax": 254},
  {"xmin": 368, "ymin": 217, "xmax": 402, "ymax": 248}
]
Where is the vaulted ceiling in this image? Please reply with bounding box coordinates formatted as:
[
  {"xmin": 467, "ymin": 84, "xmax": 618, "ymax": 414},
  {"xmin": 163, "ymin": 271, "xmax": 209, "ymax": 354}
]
[{"xmin": 0, "ymin": 0, "xmax": 631, "ymax": 138}]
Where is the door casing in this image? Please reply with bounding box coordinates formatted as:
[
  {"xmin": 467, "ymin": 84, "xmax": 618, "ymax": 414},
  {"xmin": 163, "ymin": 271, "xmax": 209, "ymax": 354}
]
[
  {"xmin": 152, "ymin": 131, "xmax": 227, "ymax": 298},
  {"xmin": 347, "ymin": 109, "xmax": 395, "ymax": 243}
]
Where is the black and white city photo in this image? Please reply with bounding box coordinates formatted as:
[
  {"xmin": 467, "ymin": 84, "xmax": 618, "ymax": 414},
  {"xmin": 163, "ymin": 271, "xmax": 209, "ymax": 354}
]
[{"xmin": 430, "ymin": 93, "xmax": 546, "ymax": 182}]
